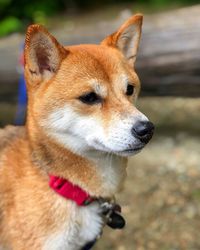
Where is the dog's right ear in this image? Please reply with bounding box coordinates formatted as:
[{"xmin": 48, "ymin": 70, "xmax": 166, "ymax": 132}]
[{"xmin": 24, "ymin": 24, "xmax": 68, "ymax": 85}]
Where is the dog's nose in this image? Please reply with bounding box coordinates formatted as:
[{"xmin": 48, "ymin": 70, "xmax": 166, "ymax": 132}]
[{"xmin": 131, "ymin": 121, "xmax": 154, "ymax": 144}]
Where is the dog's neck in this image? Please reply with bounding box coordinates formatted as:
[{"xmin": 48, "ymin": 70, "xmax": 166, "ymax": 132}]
[{"xmin": 27, "ymin": 122, "xmax": 127, "ymax": 198}]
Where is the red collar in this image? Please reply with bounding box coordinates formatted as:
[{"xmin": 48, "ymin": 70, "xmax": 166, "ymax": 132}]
[{"xmin": 49, "ymin": 175, "xmax": 94, "ymax": 206}]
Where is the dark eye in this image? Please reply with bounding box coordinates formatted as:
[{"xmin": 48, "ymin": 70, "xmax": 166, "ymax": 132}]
[
  {"xmin": 126, "ymin": 84, "xmax": 134, "ymax": 96},
  {"xmin": 79, "ymin": 92, "xmax": 101, "ymax": 105}
]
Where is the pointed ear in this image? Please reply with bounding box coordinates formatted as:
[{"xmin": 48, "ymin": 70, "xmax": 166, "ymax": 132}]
[
  {"xmin": 101, "ymin": 14, "xmax": 143, "ymax": 66},
  {"xmin": 24, "ymin": 24, "xmax": 68, "ymax": 84}
]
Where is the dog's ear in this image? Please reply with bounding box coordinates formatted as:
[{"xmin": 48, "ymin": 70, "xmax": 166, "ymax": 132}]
[
  {"xmin": 24, "ymin": 24, "xmax": 68, "ymax": 85},
  {"xmin": 101, "ymin": 14, "xmax": 143, "ymax": 66}
]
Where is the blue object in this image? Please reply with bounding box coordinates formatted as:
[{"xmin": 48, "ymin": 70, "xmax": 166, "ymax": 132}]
[
  {"xmin": 15, "ymin": 42, "xmax": 27, "ymax": 125},
  {"xmin": 15, "ymin": 73, "xmax": 27, "ymax": 125}
]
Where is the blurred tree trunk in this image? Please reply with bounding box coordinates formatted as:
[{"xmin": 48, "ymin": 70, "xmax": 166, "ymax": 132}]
[
  {"xmin": 136, "ymin": 5, "xmax": 200, "ymax": 96},
  {"xmin": 1, "ymin": 5, "xmax": 200, "ymax": 98}
]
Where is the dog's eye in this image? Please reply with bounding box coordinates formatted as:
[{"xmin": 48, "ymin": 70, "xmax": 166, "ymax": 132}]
[
  {"xmin": 126, "ymin": 84, "xmax": 134, "ymax": 96},
  {"xmin": 79, "ymin": 92, "xmax": 101, "ymax": 105}
]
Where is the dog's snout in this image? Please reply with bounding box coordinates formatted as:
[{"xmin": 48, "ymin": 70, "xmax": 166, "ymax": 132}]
[{"xmin": 131, "ymin": 121, "xmax": 154, "ymax": 143}]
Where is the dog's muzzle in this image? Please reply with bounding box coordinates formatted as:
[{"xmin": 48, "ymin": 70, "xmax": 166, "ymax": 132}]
[{"xmin": 131, "ymin": 121, "xmax": 154, "ymax": 144}]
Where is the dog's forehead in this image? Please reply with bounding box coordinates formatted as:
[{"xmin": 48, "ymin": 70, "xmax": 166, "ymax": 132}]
[{"xmin": 62, "ymin": 44, "xmax": 132, "ymax": 81}]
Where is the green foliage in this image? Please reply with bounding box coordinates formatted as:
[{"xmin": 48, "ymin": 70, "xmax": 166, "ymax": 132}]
[
  {"xmin": 0, "ymin": 16, "xmax": 22, "ymax": 37},
  {"xmin": 0, "ymin": 0, "xmax": 12, "ymax": 12},
  {"xmin": 0, "ymin": 0, "xmax": 65, "ymax": 37}
]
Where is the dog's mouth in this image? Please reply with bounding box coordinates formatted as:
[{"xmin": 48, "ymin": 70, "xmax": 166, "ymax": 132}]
[
  {"xmin": 122, "ymin": 146, "xmax": 144, "ymax": 153},
  {"xmin": 115, "ymin": 145, "xmax": 144, "ymax": 156},
  {"xmin": 89, "ymin": 139, "xmax": 144, "ymax": 156}
]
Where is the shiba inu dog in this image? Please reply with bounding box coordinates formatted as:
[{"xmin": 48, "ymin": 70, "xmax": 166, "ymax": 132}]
[{"xmin": 0, "ymin": 14, "xmax": 154, "ymax": 250}]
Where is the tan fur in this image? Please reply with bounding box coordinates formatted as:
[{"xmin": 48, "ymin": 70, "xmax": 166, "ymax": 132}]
[{"xmin": 0, "ymin": 14, "xmax": 144, "ymax": 249}]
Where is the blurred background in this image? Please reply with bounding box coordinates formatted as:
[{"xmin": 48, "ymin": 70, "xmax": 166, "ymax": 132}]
[{"xmin": 0, "ymin": 0, "xmax": 200, "ymax": 249}]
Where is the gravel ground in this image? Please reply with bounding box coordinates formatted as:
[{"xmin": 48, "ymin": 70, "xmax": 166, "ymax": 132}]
[
  {"xmin": 94, "ymin": 97, "xmax": 200, "ymax": 250},
  {"xmin": 96, "ymin": 134, "xmax": 200, "ymax": 250}
]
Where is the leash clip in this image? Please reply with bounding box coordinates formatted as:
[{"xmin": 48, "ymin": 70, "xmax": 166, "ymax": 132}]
[{"xmin": 100, "ymin": 199, "xmax": 126, "ymax": 230}]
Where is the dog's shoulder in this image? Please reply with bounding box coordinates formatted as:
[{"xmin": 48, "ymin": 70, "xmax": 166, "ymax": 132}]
[{"xmin": 0, "ymin": 125, "xmax": 25, "ymax": 154}]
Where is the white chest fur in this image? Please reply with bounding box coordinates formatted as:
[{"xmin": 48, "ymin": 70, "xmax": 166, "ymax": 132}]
[
  {"xmin": 42, "ymin": 201, "xmax": 103, "ymax": 250},
  {"xmin": 90, "ymin": 152, "xmax": 127, "ymax": 196}
]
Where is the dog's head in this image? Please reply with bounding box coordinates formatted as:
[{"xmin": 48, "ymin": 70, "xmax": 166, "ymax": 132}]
[{"xmin": 24, "ymin": 14, "xmax": 154, "ymax": 157}]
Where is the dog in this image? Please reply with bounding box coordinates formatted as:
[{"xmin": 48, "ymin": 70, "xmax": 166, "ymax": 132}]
[{"xmin": 0, "ymin": 14, "xmax": 154, "ymax": 250}]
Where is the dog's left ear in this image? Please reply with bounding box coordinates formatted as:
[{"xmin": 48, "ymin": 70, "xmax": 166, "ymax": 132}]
[{"xmin": 101, "ymin": 14, "xmax": 143, "ymax": 66}]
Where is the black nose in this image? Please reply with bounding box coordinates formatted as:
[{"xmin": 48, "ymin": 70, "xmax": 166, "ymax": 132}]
[{"xmin": 131, "ymin": 121, "xmax": 154, "ymax": 144}]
